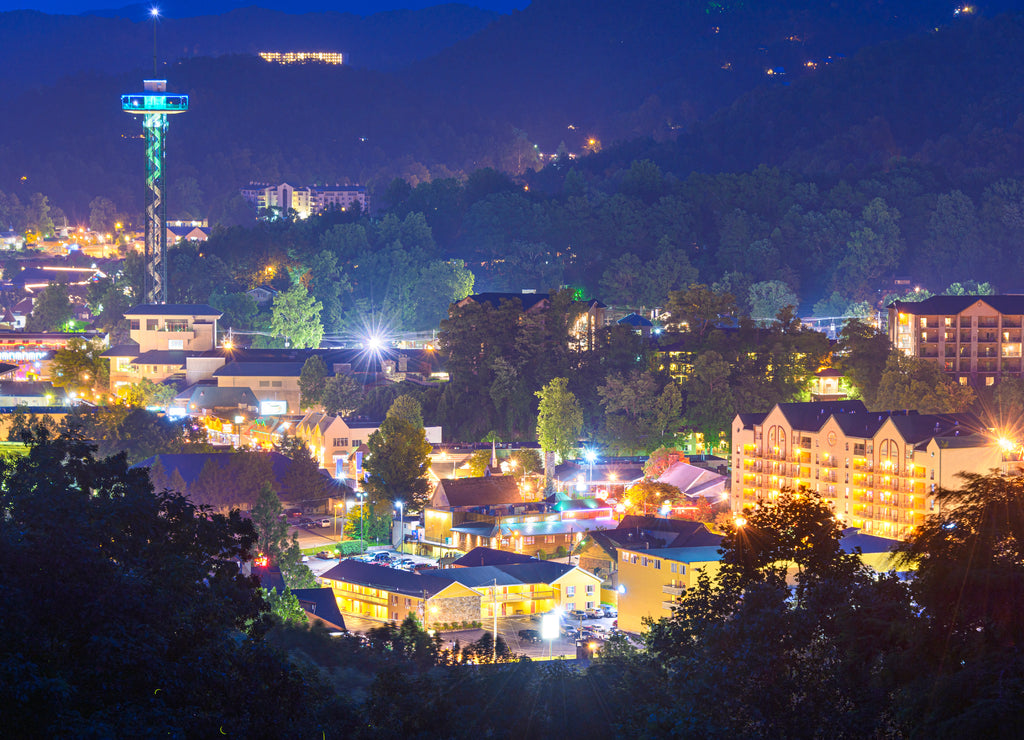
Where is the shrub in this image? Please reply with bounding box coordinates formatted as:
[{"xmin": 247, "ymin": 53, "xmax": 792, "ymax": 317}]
[{"xmin": 337, "ymin": 540, "xmax": 367, "ymax": 556}]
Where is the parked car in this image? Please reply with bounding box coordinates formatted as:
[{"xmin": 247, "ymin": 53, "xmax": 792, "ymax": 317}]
[
  {"xmin": 602, "ymin": 605, "xmax": 618, "ymax": 618},
  {"xmin": 569, "ymin": 609, "xmax": 588, "ymax": 621},
  {"xmin": 561, "ymin": 625, "xmax": 582, "ymax": 640},
  {"xmin": 413, "ymin": 563, "xmax": 434, "ymax": 572},
  {"xmin": 318, "ymin": 518, "xmax": 332, "ymax": 528},
  {"xmin": 585, "ymin": 607, "xmax": 605, "ymax": 619},
  {"xmin": 315, "ymin": 551, "xmax": 334, "ymax": 560},
  {"xmin": 371, "ymin": 551, "xmax": 393, "ymax": 563},
  {"xmin": 517, "ymin": 629, "xmax": 542, "ymax": 643}
]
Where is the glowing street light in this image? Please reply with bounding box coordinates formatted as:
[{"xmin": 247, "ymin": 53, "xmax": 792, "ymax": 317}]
[
  {"xmin": 356, "ymin": 491, "xmax": 367, "ymax": 552},
  {"xmin": 395, "ymin": 500, "xmax": 404, "ymax": 554}
]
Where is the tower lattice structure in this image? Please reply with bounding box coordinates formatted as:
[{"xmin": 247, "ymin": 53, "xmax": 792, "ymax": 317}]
[{"xmin": 121, "ymin": 80, "xmax": 188, "ymax": 304}]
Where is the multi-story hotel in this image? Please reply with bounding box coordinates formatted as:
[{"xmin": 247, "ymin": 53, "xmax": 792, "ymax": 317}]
[
  {"xmin": 889, "ymin": 295, "xmax": 1024, "ymax": 385},
  {"xmin": 240, "ymin": 182, "xmax": 369, "ymax": 220},
  {"xmin": 731, "ymin": 401, "xmax": 999, "ymax": 539}
]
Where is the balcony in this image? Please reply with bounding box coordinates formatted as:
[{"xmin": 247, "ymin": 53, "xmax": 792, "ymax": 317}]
[{"xmin": 662, "ymin": 584, "xmax": 686, "ymax": 596}]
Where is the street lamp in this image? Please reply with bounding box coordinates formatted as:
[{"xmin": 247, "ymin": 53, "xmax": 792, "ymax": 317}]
[
  {"xmin": 395, "ymin": 500, "xmax": 404, "ymax": 555},
  {"xmin": 356, "ymin": 491, "xmax": 366, "ymax": 552},
  {"xmin": 584, "ymin": 449, "xmax": 597, "ymax": 491},
  {"xmin": 334, "ymin": 502, "xmax": 342, "ymax": 540}
]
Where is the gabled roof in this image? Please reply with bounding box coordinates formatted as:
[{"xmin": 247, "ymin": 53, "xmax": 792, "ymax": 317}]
[
  {"xmin": 656, "ymin": 461, "xmax": 727, "ymax": 499},
  {"xmin": 615, "ymin": 516, "xmax": 723, "ymax": 548},
  {"xmin": 183, "ymin": 385, "xmax": 259, "ymax": 411},
  {"xmin": 440, "ymin": 560, "xmax": 599, "ymax": 589},
  {"xmin": 451, "ymin": 547, "xmax": 537, "ymax": 568},
  {"xmin": 461, "ymin": 292, "xmax": 551, "ymax": 311},
  {"xmin": 840, "ymin": 531, "xmax": 902, "ymax": 556},
  {"xmin": 0, "ymin": 380, "xmax": 64, "ymax": 398},
  {"xmin": 320, "ymin": 559, "xmax": 458, "ymax": 598},
  {"xmin": 617, "ymin": 312, "xmax": 653, "ymax": 327},
  {"xmin": 634, "ymin": 546, "xmax": 725, "ymax": 563},
  {"xmin": 291, "ymin": 588, "xmax": 347, "ymax": 631},
  {"xmin": 431, "ymin": 476, "xmax": 521, "ymax": 509},
  {"xmin": 124, "ymin": 304, "xmax": 221, "ymax": 317},
  {"xmin": 889, "ymin": 295, "xmax": 1024, "ymax": 315},
  {"xmin": 774, "ymin": 400, "xmax": 869, "ymax": 432}
]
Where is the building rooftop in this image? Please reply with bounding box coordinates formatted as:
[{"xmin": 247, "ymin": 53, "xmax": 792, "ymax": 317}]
[
  {"xmin": 320, "ymin": 559, "xmax": 456, "ymax": 598},
  {"xmin": 124, "ymin": 304, "xmax": 221, "ymax": 317},
  {"xmin": 451, "ymin": 547, "xmax": 538, "ymax": 568}
]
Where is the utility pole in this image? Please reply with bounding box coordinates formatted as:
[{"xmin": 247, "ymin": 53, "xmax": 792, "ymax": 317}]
[{"xmin": 492, "ymin": 577, "xmax": 498, "ymax": 663}]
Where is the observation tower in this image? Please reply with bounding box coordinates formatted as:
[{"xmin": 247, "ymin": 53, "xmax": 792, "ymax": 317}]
[{"xmin": 121, "ymin": 79, "xmax": 188, "ymax": 303}]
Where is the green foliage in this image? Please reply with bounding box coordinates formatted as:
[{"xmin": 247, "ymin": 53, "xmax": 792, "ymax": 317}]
[
  {"xmin": 875, "ymin": 352, "xmax": 976, "ymax": 413},
  {"xmin": 664, "ymin": 283, "xmax": 736, "ymax": 336},
  {"xmin": 623, "ymin": 480, "xmax": 682, "ymax": 515},
  {"xmin": 535, "ymin": 377, "xmax": 583, "ymax": 461},
  {"xmin": 322, "ymin": 373, "xmax": 364, "ymax": 416},
  {"xmin": 270, "ymin": 282, "xmax": 324, "ymax": 349},
  {"xmin": 747, "ymin": 279, "xmax": 798, "ymax": 323},
  {"xmin": 598, "ymin": 371, "xmax": 681, "ymax": 454},
  {"xmin": 251, "ymin": 481, "xmax": 315, "ymax": 589},
  {"xmin": 833, "ymin": 318, "xmax": 891, "ymax": 406},
  {"xmin": 50, "ymin": 337, "xmax": 108, "ymax": 394},
  {"xmin": 261, "ymin": 587, "xmax": 308, "ymax": 625},
  {"xmin": 71, "ymin": 406, "xmax": 210, "ymax": 465},
  {"xmin": 386, "ymin": 394, "xmax": 424, "ymax": 429},
  {"xmin": 298, "ymin": 355, "xmax": 328, "ymax": 410},
  {"xmin": 364, "ymin": 417, "xmax": 432, "ymax": 510},
  {"xmin": 344, "ymin": 505, "xmax": 390, "ymax": 543},
  {"xmin": 26, "ymin": 281, "xmax": 72, "ymax": 331},
  {"xmin": 120, "ymin": 378, "xmax": 176, "ymax": 408},
  {"xmin": 337, "ymin": 539, "xmax": 368, "ymax": 555},
  {"xmin": 0, "ymin": 430, "xmax": 322, "ymax": 737}
]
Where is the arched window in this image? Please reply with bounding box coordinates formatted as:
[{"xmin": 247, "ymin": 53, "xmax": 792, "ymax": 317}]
[
  {"xmin": 767, "ymin": 425, "xmax": 787, "ymax": 458},
  {"xmin": 878, "ymin": 438, "xmax": 899, "ymax": 473}
]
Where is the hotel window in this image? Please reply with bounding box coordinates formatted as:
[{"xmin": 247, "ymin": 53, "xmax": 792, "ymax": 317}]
[
  {"xmin": 130, "ymin": 319, "xmax": 140, "ymax": 330},
  {"xmin": 671, "ymin": 563, "xmax": 677, "ymax": 573},
  {"xmin": 333, "ymin": 438, "xmax": 348, "ymax": 447},
  {"xmin": 147, "ymin": 319, "xmax": 158, "ymax": 330},
  {"xmin": 259, "ymin": 381, "xmax": 270, "ymax": 387},
  {"xmin": 544, "ymin": 535, "xmax": 555, "ymax": 543},
  {"xmin": 406, "ymin": 598, "xmax": 411, "ymax": 607},
  {"xmin": 641, "ymin": 557, "xmax": 648, "ymax": 567},
  {"xmin": 165, "ymin": 319, "xmax": 188, "ymax": 332},
  {"xmin": 271, "ymin": 381, "xmax": 283, "ymax": 388},
  {"xmin": 566, "ymin": 586, "xmax": 575, "ymax": 597},
  {"xmin": 653, "ymin": 560, "xmax": 661, "ymax": 570},
  {"xmin": 586, "ymin": 585, "xmax": 595, "ymax": 595},
  {"xmin": 680, "ymin": 565, "xmax": 687, "ymax": 574},
  {"xmin": 524, "ymin": 536, "xmax": 535, "ymax": 545},
  {"xmin": 623, "ymin": 552, "xmax": 629, "ymax": 562}
]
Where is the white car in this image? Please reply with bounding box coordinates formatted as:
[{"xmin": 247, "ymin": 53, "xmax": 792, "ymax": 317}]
[{"xmin": 318, "ymin": 518, "xmax": 331, "ymax": 528}]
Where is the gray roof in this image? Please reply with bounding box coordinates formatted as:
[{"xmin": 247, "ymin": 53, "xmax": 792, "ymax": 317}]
[
  {"xmin": 320, "ymin": 559, "xmax": 457, "ymax": 598},
  {"xmin": 291, "ymin": 588, "xmax": 347, "ymax": 631},
  {"xmin": 129, "ymin": 350, "xmax": 188, "ymax": 367},
  {"xmin": 451, "ymin": 547, "xmax": 539, "ymax": 568},
  {"xmin": 442, "ymin": 560, "xmax": 581, "ymax": 589},
  {"xmin": 617, "ymin": 313, "xmax": 653, "ymax": 327},
  {"xmin": 101, "ymin": 341, "xmax": 140, "ymax": 358},
  {"xmin": 124, "ymin": 304, "xmax": 221, "ymax": 317},
  {"xmin": 183, "ymin": 385, "xmax": 259, "ymax": 410},
  {"xmin": 213, "ymin": 361, "xmax": 305, "ymax": 377},
  {"xmin": 889, "ymin": 295, "xmax": 1024, "ymax": 315}
]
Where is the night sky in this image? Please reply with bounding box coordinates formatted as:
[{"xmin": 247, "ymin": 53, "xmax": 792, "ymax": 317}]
[{"xmin": 0, "ymin": 0, "xmax": 527, "ymax": 13}]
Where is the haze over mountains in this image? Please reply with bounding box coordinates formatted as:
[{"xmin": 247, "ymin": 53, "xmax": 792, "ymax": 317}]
[{"xmin": 1, "ymin": 0, "xmax": 1024, "ymax": 223}]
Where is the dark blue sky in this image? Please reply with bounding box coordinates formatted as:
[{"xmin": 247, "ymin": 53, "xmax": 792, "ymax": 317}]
[{"xmin": 0, "ymin": 0, "xmax": 526, "ymax": 13}]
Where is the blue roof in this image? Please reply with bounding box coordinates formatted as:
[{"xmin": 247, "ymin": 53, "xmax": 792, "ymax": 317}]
[
  {"xmin": 629, "ymin": 546, "xmax": 725, "ymax": 563},
  {"xmin": 617, "ymin": 313, "xmax": 653, "ymax": 327}
]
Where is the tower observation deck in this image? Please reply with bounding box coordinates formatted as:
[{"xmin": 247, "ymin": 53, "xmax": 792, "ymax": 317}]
[{"xmin": 121, "ymin": 80, "xmax": 188, "ymax": 304}]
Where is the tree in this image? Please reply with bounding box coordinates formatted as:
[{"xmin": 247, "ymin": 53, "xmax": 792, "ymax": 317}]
[
  {"xmin": 299, "ymin": 355, "xmax": 328, "ymax": 410},
  {"xmin": 261, "ymin": 587, "xmax": 307, "ymax": 624},
  {"xmin": 344, "ymin": 500, "xmax": 391, "ymax": 543},
  {"xmin": 623, "ymin": 480, "xmax": 682, "ymax": 515},
  {"xmin": 834, "ymin": 318, "xmax": 891, "ymax": 406},
  {"xmin": 664, "ymin": 283, "xmax": 737, "ymax": 337},
  {"xmin": 50, "ymin": 337, "xmax": 108, "ymax": 395},
  {"xmin": 120, "ymin": 378, "xmax": 176, "ymax": 408},
  {"xmin": 251, "ymin": 481, "xmax": 314, "ymax": 589},
  {"xmin": 26, "ymin": 281, "xmax": 73, "ymax": 331},
  {"xmin": 363, "ymin": 417, "xmax": 432, "ymax": 510},
  {"xmin": 875, "ymin": 352, "xmax": 975, "ymax": 413},
  {"xmin": 322, "ymin": 373, "xmax": 364, "ymax": 416},
  {"xmin": 0, "ymin": 430, "xmax": 321, "ymax": 737},
  {"xmin": 274, "ymin": 437, "xmax": 332, "ymax": 508},
  {"xmin": 748, "ymin": 280, "xmax": 798, "ymax": 324},
  {"xmin": 270, "ymin": 282, "xmax": 323, "ymax": 348},
  {"xmin": 386, "ymin": 394, "xmax": 424, "ymax": 429},
  {"xmin": 88, "ymin": 196, "xmax": 117, "ymax": 233},
  {"xmin": 598, "ymin": 371, "xmax": 682, "ymax": 454},
  {"xmin": 535, "ymin": 377, "xmax": 583, "ymax": 464}
]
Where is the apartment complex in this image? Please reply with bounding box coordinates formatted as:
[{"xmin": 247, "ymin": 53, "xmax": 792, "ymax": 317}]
[
  {"xmin": 240, "ymin": 182, "xmax": 369, "ymax": 219},
  {"xmin": 889, "ymin": 295, "xmax": 1024, "ymax": 384},
  {"xmin": 732, "ymin": 401, "xmax": 999, "ymax": 540}
]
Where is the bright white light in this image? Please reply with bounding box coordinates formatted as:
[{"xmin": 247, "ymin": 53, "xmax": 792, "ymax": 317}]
[
  {"xmin": 150, "ymin": 7, "xmax": 160, "ymax": 16},
  {"xmin": 584, "ymin": 450, "xmax": 597, "ymax": 464},
  {"xmin": 366, "ymin": 335, "xmax": 383, "ymax": 352}
]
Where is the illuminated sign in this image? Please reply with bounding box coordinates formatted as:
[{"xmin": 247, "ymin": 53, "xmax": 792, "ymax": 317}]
[
  {"xmin": 260, "ymin": 400, "xmax": 287, "ymax": 415},
  {"xmin": 541, "ymin": 613, "xmax": 559, "ymax": 640}
]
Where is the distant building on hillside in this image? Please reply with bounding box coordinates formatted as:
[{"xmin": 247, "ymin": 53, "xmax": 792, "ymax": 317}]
[
  {"xmin": 259, "ymin": 51, "xmax": 343, "ymax": 65},
  {"xmin": 240, "ymin": 182, "xmax": 369, "ymax": 220}
]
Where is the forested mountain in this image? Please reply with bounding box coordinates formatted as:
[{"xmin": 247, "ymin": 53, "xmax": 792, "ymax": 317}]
[
  {"xmin": 3, "ymin": 0, "xmax": 1019, "ymax": 223},
  {"xmin": 0, "ymin": 3, "xmax": 499, "ymax": 97}
]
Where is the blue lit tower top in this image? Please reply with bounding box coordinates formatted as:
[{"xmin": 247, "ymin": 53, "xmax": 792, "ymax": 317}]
[{"xmin": 121, "ymin": 79, "xmax": 188, "ymax": 304}]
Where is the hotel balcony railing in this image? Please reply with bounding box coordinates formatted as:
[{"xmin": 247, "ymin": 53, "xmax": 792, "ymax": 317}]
[{"xmin": 662, "ymin": 584, "xmax": 686, "ymax": 596}]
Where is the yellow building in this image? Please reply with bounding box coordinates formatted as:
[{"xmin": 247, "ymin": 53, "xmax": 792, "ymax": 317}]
[
  {"xmin": 889, "ymin": 295, "xmax": 1024, "ymax": 385},
  {"xmin": 319, "ymin": 560, "xmax": 480, "ymax": 628},
  {"xmin": 444, "ymin": 561, "xmax": 605, "ymax": 618},
  {"xmin": 617, "ymin": 531, "xmax": 907, "ymax": 635},
  {"xmin": 617, "ymin": 546, "xmax": 724, "ymax": 634},
  {"xmin": 732, "ymin": 401, "xmax": 1000, "ymax": 540}
]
